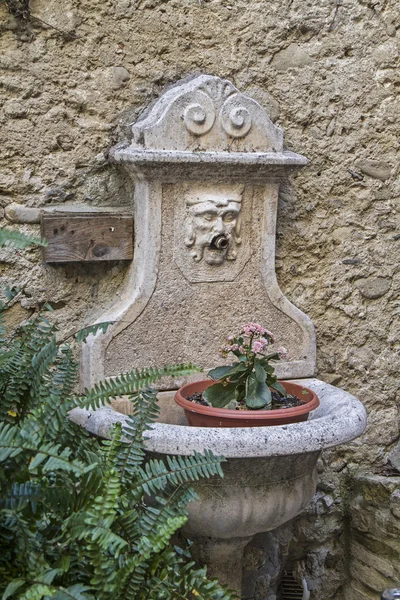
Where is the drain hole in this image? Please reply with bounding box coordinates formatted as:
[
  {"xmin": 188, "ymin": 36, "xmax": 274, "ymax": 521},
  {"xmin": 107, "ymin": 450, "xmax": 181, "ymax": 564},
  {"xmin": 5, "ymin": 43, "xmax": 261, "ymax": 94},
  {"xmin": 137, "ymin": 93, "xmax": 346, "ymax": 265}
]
[{"xmin": 278, "ymin": 570, "xmax": 305, "ymax": 600}]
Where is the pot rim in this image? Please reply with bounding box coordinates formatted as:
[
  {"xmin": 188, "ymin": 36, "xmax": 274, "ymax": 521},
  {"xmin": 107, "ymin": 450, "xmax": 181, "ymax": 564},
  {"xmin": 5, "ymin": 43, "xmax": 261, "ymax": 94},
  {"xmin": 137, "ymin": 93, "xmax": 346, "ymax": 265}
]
[{"xmin": 174, "ymin": 379, "xmax": 319, "ymax": 420}]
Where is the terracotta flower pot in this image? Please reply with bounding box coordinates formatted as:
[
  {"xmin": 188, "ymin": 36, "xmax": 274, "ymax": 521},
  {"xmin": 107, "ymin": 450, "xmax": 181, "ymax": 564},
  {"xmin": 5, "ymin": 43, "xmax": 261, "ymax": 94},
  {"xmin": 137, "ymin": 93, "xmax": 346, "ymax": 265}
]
[{"xmin": 174, "ymin": 379, "xmax": 319, "ymax": 428}]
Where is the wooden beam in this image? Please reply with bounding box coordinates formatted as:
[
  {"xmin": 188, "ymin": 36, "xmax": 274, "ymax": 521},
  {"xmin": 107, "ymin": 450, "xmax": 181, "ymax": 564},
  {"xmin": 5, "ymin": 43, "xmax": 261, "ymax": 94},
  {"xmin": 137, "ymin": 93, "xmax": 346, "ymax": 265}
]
[{"xmin": 41, "ymin": 213, "xmax": 133, "ymax": 262}]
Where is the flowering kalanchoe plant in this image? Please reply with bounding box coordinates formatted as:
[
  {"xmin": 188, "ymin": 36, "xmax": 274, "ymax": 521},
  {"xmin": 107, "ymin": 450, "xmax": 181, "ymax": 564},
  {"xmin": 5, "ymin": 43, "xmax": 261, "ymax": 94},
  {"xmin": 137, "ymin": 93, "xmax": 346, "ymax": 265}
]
[{"xmin": 203, "ymin": 323, "xmax": 288, "ymax": 410}]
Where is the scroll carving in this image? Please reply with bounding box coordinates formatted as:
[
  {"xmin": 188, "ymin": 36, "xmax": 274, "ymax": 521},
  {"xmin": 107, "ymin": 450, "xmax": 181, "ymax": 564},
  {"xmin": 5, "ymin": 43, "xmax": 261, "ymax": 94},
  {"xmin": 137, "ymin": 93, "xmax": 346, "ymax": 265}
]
[
  {"xmin": 183, "ymin": 92, "xmax": 216, "ymax": 136},
  {"xmin": 221, "ymin": 97, "xmax": 252, "ymax": 138}
]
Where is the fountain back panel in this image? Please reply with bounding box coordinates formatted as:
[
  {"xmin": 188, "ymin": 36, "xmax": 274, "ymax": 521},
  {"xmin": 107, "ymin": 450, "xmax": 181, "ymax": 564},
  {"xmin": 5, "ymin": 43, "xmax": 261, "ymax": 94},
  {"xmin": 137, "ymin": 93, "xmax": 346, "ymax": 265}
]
[{"xmin": 80, "ymin": 74, "xmax": 315, "ymax": 389}]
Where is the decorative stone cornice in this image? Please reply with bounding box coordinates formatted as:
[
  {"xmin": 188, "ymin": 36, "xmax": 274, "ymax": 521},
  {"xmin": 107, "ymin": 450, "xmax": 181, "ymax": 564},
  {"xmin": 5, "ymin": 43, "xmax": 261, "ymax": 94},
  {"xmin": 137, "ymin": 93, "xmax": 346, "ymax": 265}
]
[{"xmin": 111, "ymin": 75, "xmax": 307, "ymax": 181}]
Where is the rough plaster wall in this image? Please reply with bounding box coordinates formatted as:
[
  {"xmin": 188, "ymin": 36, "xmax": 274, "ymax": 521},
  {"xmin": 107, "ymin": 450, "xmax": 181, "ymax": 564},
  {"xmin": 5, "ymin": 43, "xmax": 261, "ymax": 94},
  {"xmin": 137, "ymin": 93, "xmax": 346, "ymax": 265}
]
[
  {"xmin": 0, "ymin": 0, "xmax": 399, "ymax": 597},
  {"xmin": 345, "ymin": 474, "xmax": 400, "ymax": 599}
]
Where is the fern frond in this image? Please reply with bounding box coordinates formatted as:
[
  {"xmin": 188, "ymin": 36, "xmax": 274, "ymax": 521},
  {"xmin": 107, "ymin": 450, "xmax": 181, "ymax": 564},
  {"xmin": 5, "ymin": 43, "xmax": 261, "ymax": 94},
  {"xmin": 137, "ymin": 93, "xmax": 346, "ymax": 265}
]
[
  {"xmin": 135, "ymin": 486, "xmax": 197, "ymax": 540},
  {"xmin": 31, "ymin": 346, "xmax": 78, "ymax": 439},
  {"xmin": 78, "ymin": 364, "xmax": 200, "ymax": 410},
  {"xmin": 0, "ymin": 481, "xmax": 42, "ymax": 511},
  {"xmin": 0, "ymin": 351, "xmax": 15, "ymax": 367},
  {"xmin": 73, "ymin": 322, "xmax": 114, "ymax": 344},
  {"xmin": 27, "ymin": 443, "xmax": 91, "ymax": 476},
  {"xmin": 117, "ymin": 516, "xmax": 187, "ymax": 598},
  {"xmin": 101, "ymin": 423, "xmax": 122, "ymax": 471},
  {"xmin": 0, "ymin": 316, "xmax": 57, "ymax": 421},
  {"xmin": 0, "ymin": 229, "xmax": 47, "ymax": 249},
  {"xmin": 134, "ymin": 450, "xmax": 225, "ymax": 496},
  {"xmin": 117, "ymin": 390, "xmax": 160, "ymax": 483},
  {"xmin": 0, "ymin": 423, "xmax": 22, "ymax": 461},
  {"xmin": 0, "ymin": 430, "xmax": 90, "ymax": 476},
  {"xmin": 70, "ymin": 469, "xmax": 103, "ymax": 513},
  {"xmin": 43, "ymin": 480, "xmax": 76, "ymax": 516}
]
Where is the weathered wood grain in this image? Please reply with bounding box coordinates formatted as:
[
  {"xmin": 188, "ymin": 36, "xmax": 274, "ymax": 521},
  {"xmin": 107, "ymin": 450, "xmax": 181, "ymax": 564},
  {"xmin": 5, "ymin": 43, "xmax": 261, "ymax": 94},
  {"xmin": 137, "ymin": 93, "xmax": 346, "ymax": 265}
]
[{"xmin": 41, "ymin": 214, "xmax": 133, "ymax": 262}]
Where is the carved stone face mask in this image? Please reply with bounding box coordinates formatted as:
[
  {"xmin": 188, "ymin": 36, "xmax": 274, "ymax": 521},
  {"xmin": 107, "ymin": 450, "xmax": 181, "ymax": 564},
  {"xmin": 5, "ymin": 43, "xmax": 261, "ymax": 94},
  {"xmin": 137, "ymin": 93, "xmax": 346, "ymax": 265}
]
[{"xmin": 184, "ymin": 190, "xmax": 242, "ymax": 265}]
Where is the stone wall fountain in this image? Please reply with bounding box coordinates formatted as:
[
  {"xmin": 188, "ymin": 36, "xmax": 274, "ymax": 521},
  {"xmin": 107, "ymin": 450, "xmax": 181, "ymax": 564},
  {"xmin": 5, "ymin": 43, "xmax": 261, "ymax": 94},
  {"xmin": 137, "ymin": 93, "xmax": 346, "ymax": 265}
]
[{"xmin": 71, "ymin": 75, "xmax": 367, "ymax": 597}]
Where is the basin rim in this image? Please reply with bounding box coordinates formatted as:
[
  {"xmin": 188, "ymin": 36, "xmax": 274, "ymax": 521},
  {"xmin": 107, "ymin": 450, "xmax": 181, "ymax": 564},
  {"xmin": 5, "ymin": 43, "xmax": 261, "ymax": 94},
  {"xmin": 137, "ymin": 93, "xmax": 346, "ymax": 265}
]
[{"xmin": 69, "ymin": 379, "xmax": 366, "ymax": 458}]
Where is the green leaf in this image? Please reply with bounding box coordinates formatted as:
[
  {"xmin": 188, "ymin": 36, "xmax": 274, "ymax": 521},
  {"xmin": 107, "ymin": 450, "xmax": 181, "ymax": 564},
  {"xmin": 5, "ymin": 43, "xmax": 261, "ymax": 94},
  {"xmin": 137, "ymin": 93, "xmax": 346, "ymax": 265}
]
[
  {"xmin": 270, "ymin": 381, "xmax": 287, "ymax": 396},
  {"xmin": 2, "ymin": 579, "xmax": 25, "ymax": 600},
  {"xmin": 40, "ymin": 569, "xmax": 62, "ymax": 585},
  {"xmin": 258, "ymin": 355, "xmax": 278, "ymax": 369},
  {"xmin": 209, "ymin": 362, "xmax": 247, "ymax": 383},
  {"xmin": 54, "ymin": 585, "xmax": 93, "ymax": 600},
  {"xmin": 207, "ymin": 365, "xmax": 237, "ymax": 381},
  {"xmin": 0, "ymin": 350, "xmax": 15, "ymax": 366},
  {"xmin": 245, "ymin": 372, "xmax": 272, "ymax": 409},
  {"xmin": 203, "ymin": 382, "xmax": 238, "ymax": 408},
  {"xmin": 52, "ymin": 585, "xmax": 93, "ymax": 600},
  {"xmin": 226, "ymin": 362, "xmax": 247, "ymax": 379},
  {"xmin": 254, "ymin": 359, "xmax": 267, "ymax": 383}
]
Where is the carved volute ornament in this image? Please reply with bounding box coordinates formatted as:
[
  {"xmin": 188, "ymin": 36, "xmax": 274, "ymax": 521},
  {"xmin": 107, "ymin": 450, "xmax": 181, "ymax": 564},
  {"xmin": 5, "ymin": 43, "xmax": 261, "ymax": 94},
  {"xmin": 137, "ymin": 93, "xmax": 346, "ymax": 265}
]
[{"xmin": 81, "ymin": 75, "xmax": 315, "ymax": 388}]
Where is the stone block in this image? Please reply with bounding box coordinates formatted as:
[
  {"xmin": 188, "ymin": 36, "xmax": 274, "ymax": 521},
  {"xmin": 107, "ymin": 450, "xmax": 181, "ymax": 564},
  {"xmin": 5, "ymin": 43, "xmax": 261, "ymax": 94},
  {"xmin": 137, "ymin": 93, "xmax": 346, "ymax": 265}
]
[
  {"xmin": 2, "ymin": 303, "xmax": 33, "ymax": 334},
  {"xmin": 0, "ymin": 170, "xmax": 17, "ymax": 192},
  {"xmin": 111, "ymin": 66, "xmax": 130, "ymax": 89},
  {"xmin": 271, "ymin": 43, "xmax": 313, "ymax": 71},
  {"xmin": 350, "ymin": 559, "xmax": 394, "ymax": 593},
  {"xmin": 348, "ymin": 581, "xmax": 382, "ymax": 600},
  {"xmin": 354, "ymin": 159, "xmax": 393, "ymax": 181},
  {"xmin": 5, "ymin": 203, "xmax": 41, "ymax": 224},
  {"xmin": 355, "ymin": 277, "xmax": 392, "ymax": 299},
  {"xmin": 390, "ymin": 490, "xmax": 400, "ymax": 520},
  {"xmin": 388, "ymin": 444, "xmax": 400, "ymax": 473},
  {"xmin": 351, "ymin": 541, "xmax": 394, "ymax": 578},
  {"xmin": 4, "ymin": 101, "xmax": 27, "ymax": 119}
]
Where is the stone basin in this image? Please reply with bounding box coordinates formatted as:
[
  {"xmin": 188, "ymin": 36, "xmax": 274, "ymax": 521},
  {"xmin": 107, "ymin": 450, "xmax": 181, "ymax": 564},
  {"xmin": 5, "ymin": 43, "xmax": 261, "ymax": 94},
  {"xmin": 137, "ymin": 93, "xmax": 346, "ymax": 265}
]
[{"xmin": 70, "ymin": 378, "xmax": 366, "ymax": 595}]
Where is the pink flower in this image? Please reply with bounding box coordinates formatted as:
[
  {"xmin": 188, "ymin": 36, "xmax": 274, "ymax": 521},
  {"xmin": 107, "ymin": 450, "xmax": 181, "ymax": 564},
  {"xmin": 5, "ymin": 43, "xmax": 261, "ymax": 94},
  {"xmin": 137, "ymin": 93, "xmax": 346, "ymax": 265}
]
[
  {"xmin": 240, "ymin": 323, "xmax": 275, "ymax": 340},
  {"xmin": 222, "ymin": 325, "xmax": 277, "ymax": 357},
  {"xmin": 277, "ymin": 347, "xmax": 288, "ymax": 359},
  {"xmin": 252, "ymin": 340, "xmax": 264, "ymax": 353}
]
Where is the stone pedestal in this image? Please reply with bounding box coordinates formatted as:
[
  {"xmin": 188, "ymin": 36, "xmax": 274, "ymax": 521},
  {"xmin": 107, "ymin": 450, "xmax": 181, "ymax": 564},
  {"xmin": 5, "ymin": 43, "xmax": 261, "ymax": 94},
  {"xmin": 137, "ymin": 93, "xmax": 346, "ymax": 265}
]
[{"xmin": 191, "ymin": 537, "xmax": 253, "ymax": 592}]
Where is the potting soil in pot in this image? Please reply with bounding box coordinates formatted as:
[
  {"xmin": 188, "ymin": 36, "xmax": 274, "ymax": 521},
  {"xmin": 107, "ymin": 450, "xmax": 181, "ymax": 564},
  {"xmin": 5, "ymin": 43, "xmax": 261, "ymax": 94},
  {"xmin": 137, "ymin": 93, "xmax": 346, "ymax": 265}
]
[{"xmin": 186, "ymin": 390, "xmax": 307, "ymax": 410}]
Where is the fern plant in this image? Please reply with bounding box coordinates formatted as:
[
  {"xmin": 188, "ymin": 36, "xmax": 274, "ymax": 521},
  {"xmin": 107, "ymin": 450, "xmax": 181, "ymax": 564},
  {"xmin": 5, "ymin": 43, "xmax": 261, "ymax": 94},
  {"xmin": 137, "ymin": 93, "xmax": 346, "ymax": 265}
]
[{"xmin": 0, "ymin": 231, "xmax": 233, "ymax": 600}]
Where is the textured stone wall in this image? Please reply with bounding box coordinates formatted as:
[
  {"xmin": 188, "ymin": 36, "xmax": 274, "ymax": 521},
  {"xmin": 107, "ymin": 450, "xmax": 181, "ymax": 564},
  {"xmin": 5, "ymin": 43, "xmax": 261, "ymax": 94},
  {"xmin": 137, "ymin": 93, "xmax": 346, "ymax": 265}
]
[
  {"xmin": 0, "ymin": 0, "xmax": 399, "ymax": 597},
  {"xmin": 346, "ymin": 474, "xmax": 400, "ymax": 599}
]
